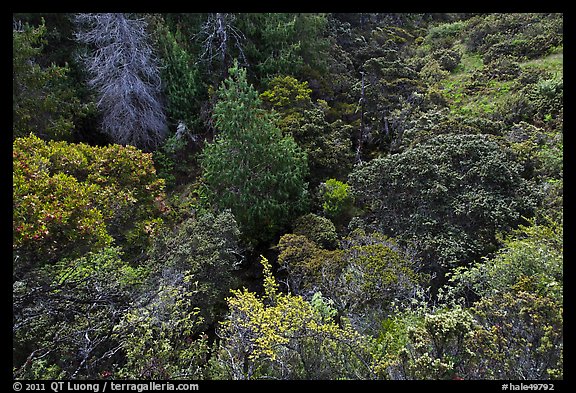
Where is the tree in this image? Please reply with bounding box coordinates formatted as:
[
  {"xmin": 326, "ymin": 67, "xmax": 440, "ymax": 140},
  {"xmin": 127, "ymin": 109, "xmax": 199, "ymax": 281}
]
[
  {"xmin": 147, "ymin": 210, "xmax": 242, "ymax": 330},
  {"xmin": 467, "ymin": 276, "xmax": 563, "ymax": 380},
  {"xmin": 260, "ymin": 76, "xmax": 355, "ymax": 184},
  {"xmin": 277, "ymin": 229, "xmax": 425, "ymax": 335},
  {"xmin": 195, "ymin": 13, "xmax": 247, "ymax": 81},
  {"xmin": 200, "ymin": 61, "xmax": 308, "ymax": 243},
  {"xmin": 150, "ymin": 15, "xmax": 204, "ymax": 133},
  {"xmin": 237, "ymin": 13, "xmax": 330, "ymax": 83},
  {"xmin": 396, "ymin": 305, "xmax": 479, "ymax": 380},
  {"xmin": 319, "ymin": 178, "xmax": 355, "ymax": 226},
  {"xmin": 448, "ymin": 215, "xmax": 563, "ymax": 304},
  {"xmin": 74, "ymin": 13, "xmax": 167, "ymax": 151},
  {"xmin": 13, "ymin": 19, "xmax": 86, "ymax": 141},
  {"xmin": 292, "ymin": 213, "xmax": 338, "ymax": 250},
  {"xmin": 349, "ymin": 134, "xmax": 537, "ymax": 273},
  {"xmin": 114, "ymin": 282, "xmax": 210, "ymax": 379}
]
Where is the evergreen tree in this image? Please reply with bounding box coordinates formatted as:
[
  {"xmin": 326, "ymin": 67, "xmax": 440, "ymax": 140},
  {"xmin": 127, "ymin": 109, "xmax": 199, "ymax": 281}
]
[
  {"xmin": 13, "ymin": 19, "xmax": 84, "ymax": 141},
  {"xmin": 200, "ymin": 61, "xmax": 308, "ymax": 244}
]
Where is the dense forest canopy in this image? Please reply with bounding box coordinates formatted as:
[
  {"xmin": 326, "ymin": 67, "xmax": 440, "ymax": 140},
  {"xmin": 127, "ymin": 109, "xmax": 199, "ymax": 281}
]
[{"xmin": 13, "ymin": 12, "xmax": 563, "ymax": 381}]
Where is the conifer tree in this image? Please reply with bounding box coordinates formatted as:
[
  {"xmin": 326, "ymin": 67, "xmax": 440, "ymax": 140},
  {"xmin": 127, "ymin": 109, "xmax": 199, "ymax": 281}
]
[{"xmin": 200, "ymin": 61, "xmax": 308, "ymax": 243}]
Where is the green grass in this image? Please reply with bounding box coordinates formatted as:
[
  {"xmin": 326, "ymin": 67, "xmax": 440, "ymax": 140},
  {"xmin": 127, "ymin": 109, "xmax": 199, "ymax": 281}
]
[
  {"xmin": 452, "ymin": 50, "xmax": 483, "ymax": 75},
  {"xmin": 437, "ymin": 45, "xmax": 563, "ymax": 118},
  {"xmin": 520, "ymin": 46, "xmax": 563, "ymax": 77}
]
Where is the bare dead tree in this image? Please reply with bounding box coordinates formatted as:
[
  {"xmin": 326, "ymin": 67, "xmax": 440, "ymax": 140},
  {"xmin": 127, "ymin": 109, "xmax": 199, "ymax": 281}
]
[
  {"xmin": 75, "ymin": 13, "xmax": 167, "ymax": 151},
  {"xmin": 194, "ymin": 13, "xmax": 247, "ymax": 79}
]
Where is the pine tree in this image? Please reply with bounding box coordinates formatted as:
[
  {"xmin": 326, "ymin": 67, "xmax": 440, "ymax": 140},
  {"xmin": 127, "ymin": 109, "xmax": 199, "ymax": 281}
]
[{"xmin": 200, "ymin": 61, "xmax": 308, "ymax": 243}]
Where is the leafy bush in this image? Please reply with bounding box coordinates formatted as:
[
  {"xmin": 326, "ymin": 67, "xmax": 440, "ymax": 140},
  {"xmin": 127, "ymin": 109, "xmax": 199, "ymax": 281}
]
[
  {"xmin": 13, "ymin": 135, "xmax": 166, "ymax": 270},
  {"xmin": 349, "ymin": 133, "xmax": 538, "ymax": 270},
  {"xmin": 147, "ymin": 210, "xmax": 241, "ymax": 329},
  {"xmin": 292, "ymin": 213, "xmax": 338, "ymax": 249},
  {"xmin": 464, "ymin": 13, "xmax": 563, "ymax": 60},
  {"xmin": 277, "ymin": 229, "xmax": 424, "ymax": 334},
  {"xmin": 419, "ymin": 59, "xmax": 449, "ymax": 84},
  {"xmin": 398, "ymin": 306, "xmax": 477, "ymax": 380},
  {"xmin": 282, "ymin": 107, "xmax": 354, "ymax": 184},
  {"xmin": 320, "ymin": 178, "xmax": 354, "ymax": 224},
  {"xmin": 448, "ymin": 216, "xmax": 563, "ymax": 304},
  {"xmin": 210, "ymin": 256, "xmax": 375, "ymax": 380},
  {"xmin": 13, "ymin": 247, "xmax": 145, "ymax": 379},
  {"xmin": 469, "ymin": 276, "xmax": 563, "ymax": 379},
  {"xmin": 114, "ymin": 284, "xmax": 210, "ymax": 379},
  {"xmin": 433, "ymin": 48, "xmax": 462, "ymax": 72},
  {"xmin": 260, "ymin": 75, "xmax": 313, "ymax": 112},
  {"xmin": 424, "ymin": 20, "xmax": 467, "ymax": 49},
  {"xmin": 478, "ymin": 55, "xmax": 521, "ymax": 81}
]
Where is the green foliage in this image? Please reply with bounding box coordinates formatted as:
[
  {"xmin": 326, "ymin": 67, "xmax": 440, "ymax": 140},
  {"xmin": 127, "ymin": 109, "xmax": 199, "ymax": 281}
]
[
  {"xmin": 337, "ymin": 230, "xmax": 425, "ymax": 333},
  {"xmin": 200, "ymin": 61, "xmax": 308, "ymax": 243},
  {"xmin": 277, "ymin": 233, "xmax": 345, "ymax": 297},
  {"xmin": 152, "ymin": 17, "xmax": 205, "ymax": 132},
  {"xmin": 399, "ymin": 306, "xmax": 477, "ymax": 380},
  {"xmin": 468, "ymin": 276, "xmax": 563, "ymax": 379},
  {"xmin": 292, "ymin": 213, "xmax": 338, "ymax": 250},
  {"xmin": 13, "ymin": 20, "xmax": 88, "ymax": 141},
  {"xmin": 13, "ymin": 135, "xmax": 166, "ymax": 270},
  {"xmin": 210, "ymin": 256, "xmax": 376, "ymax": 379},
  {"xmin": 448, "ymin": 216, "xmax": 563, "ymax": 304},
  {"xmin": 359, "ymin": 52, "xmax": 424, "ymax": 154},
  {"xmin": 259, "ymin": 76, "xmax": 354, "ymax": 184},
  {"xmin": 13, "ymin": 136, "xmax": 110, "ymax": 270},
  {"xmin": 260, "ymin": 75, "xmax": 312, "ymax": 112},
  {"xmin": 13, "ymin": 247, "xmax": 145, "ymax": 379},
  {"xmin": 320, "ymin": 178, "xmax": 354, "ymax": 223},
  {"xmin": 463, "ymin": 13, "xmax": 563, "ymax": 61},
  {"xmin": 423, "ymin": 20, "xmax": 467, "ymax": 49},
  {"xmin": 114, "ymin": 285, "xmax": 210, "ymax": 379},
  {"xmin": 277, "ymin": 229, "xmax": 424, "ymax": 334},
  {"xmin": 419, "ymin": 59, "xmax": 449, "ymax": 84},
  {"xmin": 11, "ymin": 12, "xmax": 564, "ymax": 382},
  {"xmin": 147, "ymin": 210, "xmax": 241, "ymax": 329},
  {"xmin": 283, "ymin": 107, "xmax": 354, "ymax": 184},
  {"xmin": 349, "ymin": 133, "xmax": 538, "ymax": 269},
  {"xmin": 237, "ymin": 13, "xmax": 330, "ymax": 82}
]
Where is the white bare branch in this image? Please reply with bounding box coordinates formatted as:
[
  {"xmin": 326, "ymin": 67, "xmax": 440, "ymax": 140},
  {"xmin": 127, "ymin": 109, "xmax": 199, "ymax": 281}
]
[
  {"xmin": 75, "ymin": 13, "xmax": 167, "ymax": 151},
  {"xmin": 194, "ymin": 13, "xmax": 247, "ymax": 73}
]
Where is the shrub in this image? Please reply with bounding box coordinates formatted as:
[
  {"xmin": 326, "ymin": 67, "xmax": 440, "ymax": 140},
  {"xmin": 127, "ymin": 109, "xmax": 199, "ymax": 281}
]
[
  {"xmin": 424, "ymin": 20, "xmax": 467, "ymax": 49},
  {"xmin": 277, "ymin": 229, "xmax": 424, "ymax": 334},
  {"xmin": 349, "ymin": 133, "xmax": 538, "ymax": 270},
  {"xmin": 293, "ymin": 213, "xmax": 338, "ymax": 249},
  {"xmin": 210, "ymin": 256, "xmax": 375, "ymax": 380},
  {"xmin": 320, "ymin": 178, "xmax": 354, "ymax": 224},
  {"xmin": 147, "ymin": 210, "xmax": 241, "ymax": 329},
  {"xmin": 433, "ymin": 48, "xmax": 462, "ymax": 72},
  {"xmin": 260, "ymin": 75, "xmax": 312, "ymax": 112},
  {"xmin": 419, "ymin": 59, "xmax": 449, "ymax": 84},
  {"xmin": 13, "ymin": 135, "xmax": 166, "ymax": 270},
  {"xmin": 13, "ymin": 246, "xmax": 146, "ymax": 379}
]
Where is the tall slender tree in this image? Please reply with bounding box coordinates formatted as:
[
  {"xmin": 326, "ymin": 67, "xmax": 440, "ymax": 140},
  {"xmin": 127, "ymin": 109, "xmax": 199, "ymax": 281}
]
[
  {"xmin": 200, "ymin": 61, "xmax": 308, "ymax": 244},
  {"xmin": 75, "ymin": 13, "xmax": 167, "ymax": 151}
]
